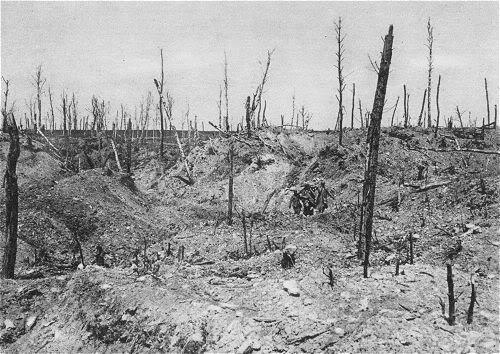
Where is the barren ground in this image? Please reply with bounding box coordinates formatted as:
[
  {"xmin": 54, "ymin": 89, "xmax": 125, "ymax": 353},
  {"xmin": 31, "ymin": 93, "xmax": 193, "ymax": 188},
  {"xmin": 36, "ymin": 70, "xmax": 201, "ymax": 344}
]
[{"xmin": 0, "ymin": 127, "xmax": 499, "ymax": 353}]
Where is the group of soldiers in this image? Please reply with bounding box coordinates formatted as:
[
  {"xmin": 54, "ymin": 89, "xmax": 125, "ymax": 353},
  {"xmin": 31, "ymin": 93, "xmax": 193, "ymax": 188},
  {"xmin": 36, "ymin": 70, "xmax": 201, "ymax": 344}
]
[{"xmin": 289, "ymin": 180, "xmax": 333, "ymax": 216}]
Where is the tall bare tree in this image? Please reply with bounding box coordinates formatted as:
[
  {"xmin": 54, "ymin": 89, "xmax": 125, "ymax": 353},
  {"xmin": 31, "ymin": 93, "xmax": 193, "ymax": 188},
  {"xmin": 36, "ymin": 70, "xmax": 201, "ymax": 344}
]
[
  {"xmin": 1, "ymin": 111, "xmax": 20, "ymax": 279},
  {"xmin": 417, "ymin": 89, "xmax": 427, "ymax": 127},
  {"xmin": 434, "ymin": 75, "xmax": 441, "ymax": 137},
  {"xmin": 334, "ymin": 17, "xmax": 347, "ymax": 144},
  {"xmin": 154, "ymin": 49, "xmax": 166, "ymax": 158},
  {"xmin": 351, "ymin": 83, "xmax": 356, "ymax": 129},
  {"xmin": 33, "ymin": 65, "xmax": 46, "ymax": 130},
  {"xmin": 361, "ymin": 25, "xmax": 394, "ymax": 278},
  {"xmin": 61, "ymin": 91, "xmax": 68, "ymax": 135},
  {"xmin": 426, "ymin": 18, "xmax": 434, "ymax": 128},
  {"xmin": 48, "ymin": 87, "xmax": 55, "ymax": 131},
  {"xmin": 484, "ymin": 78, "xmax": 490, "ymax": 124},
  {"xmin": 223, "ymin": 51, "xmax": 230, "ymax": 131}
]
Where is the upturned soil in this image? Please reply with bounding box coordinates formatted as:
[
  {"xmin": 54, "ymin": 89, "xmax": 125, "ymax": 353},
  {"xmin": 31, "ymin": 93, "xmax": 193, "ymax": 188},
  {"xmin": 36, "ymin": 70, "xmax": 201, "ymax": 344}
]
[{"xmin": 0, "ymin": 127, "xmax": 498, "ymax": 353}]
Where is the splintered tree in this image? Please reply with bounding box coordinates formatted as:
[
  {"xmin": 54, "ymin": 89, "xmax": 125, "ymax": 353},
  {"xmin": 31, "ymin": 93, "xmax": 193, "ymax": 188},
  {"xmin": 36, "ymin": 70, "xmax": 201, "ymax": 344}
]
[
  {"xmin": 426, "ymin": 18, "xmax": 434, "ymax": 128},
  {"xmin": 228, "ymin": 138, "xmax": 234, "ymax": 225},
  {"xmin": 484, "ymin": 78, "xmax": 490, "ymax": 124},
  {"xmin": 361, "ymin": 25, "xmax": 394, "ymax": 278},
  {"xmin": 1, "ymin": 111, "xmax": 20, "ymax": 279},
  {"xmin": 334, "ymin": 17, "xmax": 346, "ymax": 144},
  {"xmin": 33, "ymin": 65, "xmax": 46, "ymax": 130},
  {"xmin": 417, "ymin": 88, "xmax": 427, "ymax": 127},
  {"xmin": 223, "ymin": 52, "xmax": 230, "ymax": 132},
  {"xmin": 434, "ymin": 75, "xmax": 441, "ymax": 137},
  {"xmin": 351, "ymin": 83, "xmax": 356, "ymax": 129},
  {"xmin": 248, "ymin": 49, "xmax": 274, "ymax": 136},
  {"xmin": 154, "ymin": 49, "xmax": 166, "ymax": 158}
]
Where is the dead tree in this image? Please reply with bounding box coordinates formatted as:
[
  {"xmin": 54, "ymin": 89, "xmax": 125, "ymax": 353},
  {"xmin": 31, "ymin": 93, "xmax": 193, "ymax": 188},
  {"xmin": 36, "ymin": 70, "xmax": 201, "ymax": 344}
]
[
  {"xmin": 426, "ymin": 18, "xmax": 434, "ymax": 128},
  {"xmin": 218, "ymin": 85, "xmax": 222, "ymax": 128},
  {"xmin": 434, "ymin": 75, "xmax": 441, "ymax": 137},
  {"xmin": 484, "ymin": 78, "xmax": 490, "ymax": 124},
  {"xmin": 467, "ymin": 275, "xmax": 478, "ymax": 324},
  {"xmin": 33, "ymin": 65, "xmax": 46, "ymax": 130},
  {"xmin": 417, "ymin": 89, "xmax": 427, "ymax": 127},
  {"xmin": 494, "ymin": 104, "xmax": 497, "ymax": 129},
  {"xmin": 227, "ymin": 138, "xmax": 234, "ymax": 225},
  {"xmin": 351, "ymin": 83, "xmax": 356, "ymax": 129},
  {"xmin": 361, "ymin": 25, "xmax": 394, "ymax": 278},
  {"xmin": 334, "ymin": 17, "xmax": 346, "ymax": 144},
  {"xmin": 125, "ymin": 117, "xmax": 132, "ymax": 174},
  {"xmin": 48, "ymin": 87, "xmax": 55, "ymax": 131},
  {"xmin": 358, "ymin": 99, "xmax": 363, "ymax": 128},
  {"xmin": 248, "ymin": 50, "xmax": 274, "ymax": 132},
  {"xmin": 446, "ymin": 263, "xmax": 456, "ymax": 325},
  {"xmin": 154, "ymin": 49, "xmax": 166, "ymax": 158},
  {"xmin": 71, "ymin": 93, "xmax": 78, "ymax": 133},
  {"xmin": 391, "ymin": 96, "xmax": 399, "ymax": 126},
  {"xmin": 291, "ymin": 93, "xmax": 295, "ymax": 126},
  {"xmin": 1, "ymin": 112, "xmax": 20, "ymax": 279},
  {"xmin": 61, "ymin": 92, "xmax": 68, "ymax": 135},
  {"xmin": 245, "ymin": 96, "xmax": 251, "ymax": 137},
  {"xmin": 403, "ymin": 85, "xmax": 408, "ymax": 127},
  {"xmin": 456, "ymin": 106, "xmax": 464, "ymax": 128},
  {"xmin": 223, "ymin": 52, "xmax": 230, "ymax": 131}
]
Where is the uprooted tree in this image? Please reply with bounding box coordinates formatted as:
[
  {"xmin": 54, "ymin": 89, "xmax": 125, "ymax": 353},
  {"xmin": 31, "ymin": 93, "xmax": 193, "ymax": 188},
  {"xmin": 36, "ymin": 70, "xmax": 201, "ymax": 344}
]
[{"xmin": 360, "ymin": 24, "xmax": 394, "ymax": 278}]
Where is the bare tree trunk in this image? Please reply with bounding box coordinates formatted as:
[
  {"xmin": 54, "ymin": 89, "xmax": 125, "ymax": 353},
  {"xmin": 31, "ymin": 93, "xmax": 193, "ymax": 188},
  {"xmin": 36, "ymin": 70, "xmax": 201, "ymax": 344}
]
[
  {"xmin": 403, "ymin": 85, "xmax": 408, "ymax": 127},
  {"xmin": 467, "ymin": 277, "xmax": 477, "ymax": 324},
  {"xmin": 484, "ymin": 78, "xmax": 490, "ymax": 124},
  {"xmin": 456, "ymin": 106, "xmax": 464, "ymax": 128},
  {"xmin": 154, "ymin": 49, "xmax": 166, "ymax": 159},
  {"xmin": 1, "ymin": 112, "xmax": 20, "ymax": 279},
  {"xmin": 224, "ymin": 52, "xmax": 230, "ymax": 131},
  {"xmin": 391, "ymin": 96, "xmax": 399, "ymax": 127},
  {"xmin": 362, "ymin": 25, "xmax": 394, "ymax": 278},
  {"xmin": 351, "ymin": 83, "xmax": 356, "ymax": 129},
  {"xmin": 417, "ymin": 89, "xmax": 427, "ymax": 127},
  {"xmin": 48, "ymin": 87, "xmax": 55, "ymax": 131},
  {"xmin": 446, "ymin": 264, "xmax": 456, "ymax": 325},
  {"xmin": 228, "ymin": 138, "xmax": 234, "ymax": 225},
  {"xmin": 218, "ymin": 85, "xmax": 222, "ymax": 129},
  {"xmin": 334, "ymin": 17, "xmax": 346, "ymax": 144},
  {"xmin": 358, "ymin": 99, "xmax": 363, "ymax": 128},
  {"xmin": 126, "ymin": 118, "xmax": 132, "ymax": 174},
  {"xmin": 110, "ymin": 139, "xmax": 123, "ymax": 172},
  {"xmin": 434, "ymin": 75, "xmax": 441, "ymax": 137},
  {"xmin": 245, "ymin": 96, "xmax": 251, "ymax": 138},
  {"xmin": 494, "ymin": 104, "xmax": 497, "ymax": 129},
  {"xmin": 426, "ymin": 18, "xmax": 434, "ymax": 128}
]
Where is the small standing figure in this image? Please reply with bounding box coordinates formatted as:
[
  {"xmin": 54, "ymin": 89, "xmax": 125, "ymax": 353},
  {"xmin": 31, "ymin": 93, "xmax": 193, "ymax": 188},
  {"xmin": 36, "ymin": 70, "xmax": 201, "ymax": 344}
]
[
  {"xmin": 289, "ymin": 189, "xmax": 302, "ymax": 215},
  {"xmin": 300, "ymin": 183, "xmax": 316, "ymax": 216},
  {"xmin": 95, "ymin": 245, "xmax": 106, "ymax": 267},
  {"xmin": 316, "ymin": 180, "xmax": 333, "ymax": 213}
]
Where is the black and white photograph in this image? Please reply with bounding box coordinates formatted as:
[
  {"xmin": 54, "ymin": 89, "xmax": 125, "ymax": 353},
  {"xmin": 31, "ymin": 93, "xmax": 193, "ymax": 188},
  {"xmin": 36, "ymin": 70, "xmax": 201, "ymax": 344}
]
[{"xmin": 0, "ymin": 1, "xmax": 499, "ymax": 352}]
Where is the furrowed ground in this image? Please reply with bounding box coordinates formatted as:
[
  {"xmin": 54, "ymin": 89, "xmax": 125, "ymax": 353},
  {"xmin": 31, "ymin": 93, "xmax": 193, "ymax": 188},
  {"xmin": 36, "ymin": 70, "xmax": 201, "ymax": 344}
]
[{"xmin": 0, "ymin": 127, "xmax": 498, "ymax": 353}]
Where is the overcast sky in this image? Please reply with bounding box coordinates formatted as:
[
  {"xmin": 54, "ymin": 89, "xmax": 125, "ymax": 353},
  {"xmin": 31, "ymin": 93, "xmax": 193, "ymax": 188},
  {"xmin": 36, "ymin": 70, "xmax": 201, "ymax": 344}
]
[{"xmin": 1, "ymin": 1, "xmax": 498, "ymax": 130}]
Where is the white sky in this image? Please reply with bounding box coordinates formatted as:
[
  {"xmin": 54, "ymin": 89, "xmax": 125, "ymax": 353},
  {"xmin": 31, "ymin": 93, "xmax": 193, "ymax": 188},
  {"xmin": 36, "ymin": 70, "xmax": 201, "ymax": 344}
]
[{"xmin": 1, "ymin": 1, "xmax": 498, "ymax": 130}]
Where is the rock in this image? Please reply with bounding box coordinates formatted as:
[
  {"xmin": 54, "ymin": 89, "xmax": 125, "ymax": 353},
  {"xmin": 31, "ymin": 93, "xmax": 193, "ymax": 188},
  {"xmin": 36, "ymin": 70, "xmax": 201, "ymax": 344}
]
[
  {"xmin": 4, "ymin": 319, "xmax": 15, "ymax": 330},
  {"xmin": 235, "ymin": 311, "xmax": 243, "ymax": 317},
  {"xmin": 303, "ymin": 298, "xmax": 313, "ymax": 306},
  {"xmin": 237, "ymin": 339, "xmax": 254, "ymax": 354},
  {"xmin": 77, "ymin": 263, "xmax": 85, "ymax": 270},
  {"xmin": 283, "ymin": 279, "xmax": 300, "ymax": 296},
  {"xmin": 334, "ymin": 327, "xmax": 345, "ymax": 336},
  {"xmin": 183, "ymin": 330, "xmax": 205, "ymax": 354},
  {"xmin": 284, "ymin": 244, "xmax": 297, "ymax": 255},
  {"xmin": 252, "ymin": 339, "xmax": 262, "ymax": 350},
  {"xmin": 100, "ymin": 283, "xmax": 112, "ymax": 290},
  {"xmin": 25, "ymin": 316, "xmax": 37, "ymax": 331}
]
